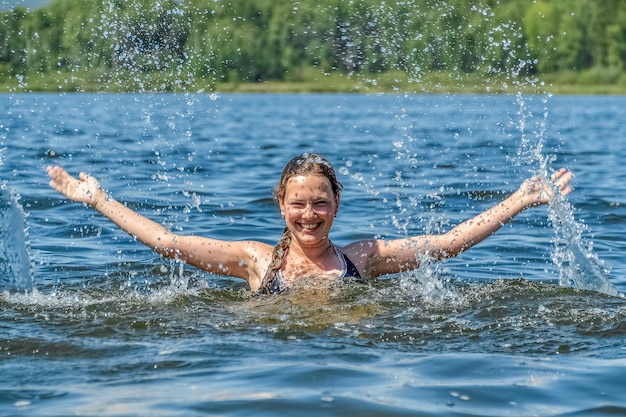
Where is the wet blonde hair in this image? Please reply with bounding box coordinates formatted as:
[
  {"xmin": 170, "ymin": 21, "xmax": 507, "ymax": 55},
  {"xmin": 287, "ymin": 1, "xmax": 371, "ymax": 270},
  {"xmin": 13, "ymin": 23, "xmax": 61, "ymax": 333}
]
[{"xmin": 259, "ymin": 153, "xmax": 343, "ymax": 294}]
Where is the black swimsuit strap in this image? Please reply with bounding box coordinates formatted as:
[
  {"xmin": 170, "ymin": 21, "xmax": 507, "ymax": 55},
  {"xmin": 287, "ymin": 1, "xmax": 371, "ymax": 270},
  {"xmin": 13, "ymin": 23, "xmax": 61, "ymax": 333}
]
[{"xmin": 342, "ymin": 252, "xmax": 365, "ymax": 283}]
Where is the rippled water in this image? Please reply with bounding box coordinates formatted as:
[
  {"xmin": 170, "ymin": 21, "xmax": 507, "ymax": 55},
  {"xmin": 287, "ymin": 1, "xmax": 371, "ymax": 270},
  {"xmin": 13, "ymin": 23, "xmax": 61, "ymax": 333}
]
[{"xmin": 1, "ymin": 93, "xmax": 625, "ymax": 416}]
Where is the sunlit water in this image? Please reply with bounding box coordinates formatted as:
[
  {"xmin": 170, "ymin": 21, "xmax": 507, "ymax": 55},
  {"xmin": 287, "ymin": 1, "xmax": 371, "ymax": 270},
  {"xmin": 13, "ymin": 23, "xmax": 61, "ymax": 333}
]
[{"xmin": 1, "ymin": 93, "xmax": 626, "ymax": 416}]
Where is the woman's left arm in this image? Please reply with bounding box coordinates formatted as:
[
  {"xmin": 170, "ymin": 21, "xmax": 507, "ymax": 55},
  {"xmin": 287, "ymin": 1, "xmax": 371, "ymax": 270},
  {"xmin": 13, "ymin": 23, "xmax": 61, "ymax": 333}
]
[
  {"xmin": 425, "ymin": 168, "xmax": 573, "ymax": 259},
  {"xmin": 348, "ymin": 168, "xmax": 573, "ymax": 278}
]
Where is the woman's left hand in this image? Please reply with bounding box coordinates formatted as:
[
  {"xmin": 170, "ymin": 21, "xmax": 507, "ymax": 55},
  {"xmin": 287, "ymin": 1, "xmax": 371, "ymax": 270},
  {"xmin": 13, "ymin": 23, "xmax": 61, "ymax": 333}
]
[{"xmin": 518, "ymin": 168, "xmax": 573, "ymax": 208}]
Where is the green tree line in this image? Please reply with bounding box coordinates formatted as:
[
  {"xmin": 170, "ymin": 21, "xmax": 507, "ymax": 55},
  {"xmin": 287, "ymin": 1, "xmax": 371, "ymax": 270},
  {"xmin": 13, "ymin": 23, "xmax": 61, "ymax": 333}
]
[{"xmin": 1, "ymin": 0, "xmax": 625, "ymax": 91}]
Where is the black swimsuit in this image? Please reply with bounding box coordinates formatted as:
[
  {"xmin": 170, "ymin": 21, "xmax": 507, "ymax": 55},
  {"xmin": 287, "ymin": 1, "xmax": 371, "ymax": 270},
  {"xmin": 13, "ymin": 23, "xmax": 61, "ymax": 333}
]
[{"xmin": 261, "ymin": 243, "xmax": 365, "ymax": 295}]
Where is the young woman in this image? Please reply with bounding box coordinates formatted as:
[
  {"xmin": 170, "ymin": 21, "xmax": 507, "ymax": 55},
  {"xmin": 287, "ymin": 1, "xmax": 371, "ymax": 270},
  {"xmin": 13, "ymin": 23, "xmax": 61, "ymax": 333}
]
[{"xmin": 47, "ymin": 153, "xmax": 573, "ymax": 294}]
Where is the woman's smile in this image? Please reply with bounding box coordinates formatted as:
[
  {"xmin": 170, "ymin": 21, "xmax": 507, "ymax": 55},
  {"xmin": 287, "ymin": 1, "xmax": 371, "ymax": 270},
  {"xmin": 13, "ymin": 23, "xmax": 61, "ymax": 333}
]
[{"xmin": 298, "ymin": 221, "xmax": 323, "ymax": 232}]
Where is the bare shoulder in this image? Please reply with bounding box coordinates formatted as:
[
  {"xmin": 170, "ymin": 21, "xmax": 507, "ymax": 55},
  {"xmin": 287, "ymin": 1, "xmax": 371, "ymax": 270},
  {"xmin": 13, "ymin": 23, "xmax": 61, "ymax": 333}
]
[
  {"xmin": 341, "ymin": 239, "xmax": 382, "ymax": 278},
  {"xmin": 237, "ymin": 240, "xmax": 274, "ymax": 291},
  {"xmin": 341, "ymin": 236, "xmax": 433, "ymax": 279},
  {"xmin": 223, "ymin": 239, "xmax": 275, "ymax": 272},
  {"xmin": 342, "ymin": 239, "xmax": 379, "ymax": 257},
  {"xmin": 241, "ymin": 240, "xmax": 274, "ymax": 261},
  {"xmin": 244, "ymin": 239, "xmax": 277, "ymax": 274}
]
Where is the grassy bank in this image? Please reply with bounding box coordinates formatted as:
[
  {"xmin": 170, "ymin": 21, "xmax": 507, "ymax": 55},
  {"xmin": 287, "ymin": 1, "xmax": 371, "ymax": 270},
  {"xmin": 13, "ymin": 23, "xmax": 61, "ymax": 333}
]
[{"xmin": 1, "ymin": 68, "xmax": 626, "ymax": 95}]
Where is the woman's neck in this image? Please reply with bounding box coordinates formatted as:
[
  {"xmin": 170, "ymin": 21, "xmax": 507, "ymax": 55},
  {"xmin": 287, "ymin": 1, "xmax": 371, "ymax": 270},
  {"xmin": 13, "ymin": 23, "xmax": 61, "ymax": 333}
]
[
  {"xmin": 288, "ymin": 239, "xmax": 334, "ymax": 263},
  {"xmin": 282, "ymin": 239, "xmax": 341, "ymax": 282}
]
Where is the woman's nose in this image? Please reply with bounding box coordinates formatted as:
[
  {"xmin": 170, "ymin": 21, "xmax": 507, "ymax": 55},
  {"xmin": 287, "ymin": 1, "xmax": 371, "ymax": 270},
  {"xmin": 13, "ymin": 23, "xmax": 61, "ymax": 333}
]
[{"xmin": 301, "ymin": 203, "xmax": 316, "ymax": 217}]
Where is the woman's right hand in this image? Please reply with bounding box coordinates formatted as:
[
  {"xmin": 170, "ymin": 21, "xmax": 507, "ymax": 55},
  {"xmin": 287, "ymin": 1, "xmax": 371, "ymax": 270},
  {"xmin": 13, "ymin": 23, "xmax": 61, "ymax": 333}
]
[{"xmin": 47, "ymin": 165, "xmax": 105, "ymax": 207}]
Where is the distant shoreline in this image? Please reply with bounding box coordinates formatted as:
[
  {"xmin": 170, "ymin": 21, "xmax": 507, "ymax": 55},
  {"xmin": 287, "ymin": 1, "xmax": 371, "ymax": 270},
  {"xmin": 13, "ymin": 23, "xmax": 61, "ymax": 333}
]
[{"xmin": 1, "ymin": 70, "xmax": 625, "ymax": 95}]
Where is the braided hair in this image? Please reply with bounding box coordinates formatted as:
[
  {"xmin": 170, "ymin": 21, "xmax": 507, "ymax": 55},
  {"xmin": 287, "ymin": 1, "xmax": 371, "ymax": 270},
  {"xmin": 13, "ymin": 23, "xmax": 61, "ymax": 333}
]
[{"xmin": 259, "ymin": 153, "xmax": 343, "ymax": 294}]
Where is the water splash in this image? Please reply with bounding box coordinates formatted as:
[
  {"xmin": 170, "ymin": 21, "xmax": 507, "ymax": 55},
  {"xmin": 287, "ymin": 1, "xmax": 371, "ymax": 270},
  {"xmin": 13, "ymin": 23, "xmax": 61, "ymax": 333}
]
[
  {"xmin": 548, "ymin": 193, "xmax": 619, "ymax": 297},
  {"xmin": 511, "ymin": 94, "xmax": 619, "ymax": 297},
  {"xmin": 0, "ymin": 181, "xmax": 34, "ymax": 291}
]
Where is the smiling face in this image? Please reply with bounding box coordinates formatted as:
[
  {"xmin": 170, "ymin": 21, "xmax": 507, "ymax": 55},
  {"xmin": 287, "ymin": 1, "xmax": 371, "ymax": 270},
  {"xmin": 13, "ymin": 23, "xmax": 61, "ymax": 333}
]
[{"xmin": 279, "ymin": 173, "xmax": 339, "ymax": 248}]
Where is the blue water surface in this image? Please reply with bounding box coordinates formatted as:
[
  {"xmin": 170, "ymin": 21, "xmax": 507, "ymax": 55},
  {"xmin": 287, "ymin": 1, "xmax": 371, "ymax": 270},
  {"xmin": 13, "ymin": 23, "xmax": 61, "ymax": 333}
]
[{"xmin": 1, "ymin": 93, "xmax": 625, "ymax": 416}]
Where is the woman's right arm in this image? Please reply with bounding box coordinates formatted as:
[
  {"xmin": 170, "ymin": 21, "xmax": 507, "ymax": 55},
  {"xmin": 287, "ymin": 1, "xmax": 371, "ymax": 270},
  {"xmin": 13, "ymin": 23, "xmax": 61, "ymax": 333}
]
[{"xmin": 47, "ymin": 165, "xmax": 269, "ymax": 286}]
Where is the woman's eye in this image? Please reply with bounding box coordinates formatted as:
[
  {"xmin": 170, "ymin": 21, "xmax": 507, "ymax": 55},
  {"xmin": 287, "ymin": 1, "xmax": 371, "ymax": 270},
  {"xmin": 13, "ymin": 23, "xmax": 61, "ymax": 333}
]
[{"xmin": 314, "ymin": 202, "xmax": 332, "ymax": 210}]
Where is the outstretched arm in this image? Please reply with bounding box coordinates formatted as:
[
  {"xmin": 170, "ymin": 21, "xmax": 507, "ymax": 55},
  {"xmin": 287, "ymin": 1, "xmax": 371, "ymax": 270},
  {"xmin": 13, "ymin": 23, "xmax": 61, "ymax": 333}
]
[
  {"xmin": 427, "ymin": 168, "xmax": 573, "ymax": 259},
  {"xmin": 47, "ymin": 166, "xmax": 270, "ymax": 284},
  {"xmin": 348, "ymin": 168, "xmax": 573, "ymax": 278}
]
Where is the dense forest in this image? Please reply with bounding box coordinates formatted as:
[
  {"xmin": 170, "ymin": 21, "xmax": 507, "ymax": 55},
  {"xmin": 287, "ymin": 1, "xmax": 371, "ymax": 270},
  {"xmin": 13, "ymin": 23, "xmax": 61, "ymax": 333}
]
[{"xmin": 1, "ymin": 0, "xmax": 625, "ymax": 92}]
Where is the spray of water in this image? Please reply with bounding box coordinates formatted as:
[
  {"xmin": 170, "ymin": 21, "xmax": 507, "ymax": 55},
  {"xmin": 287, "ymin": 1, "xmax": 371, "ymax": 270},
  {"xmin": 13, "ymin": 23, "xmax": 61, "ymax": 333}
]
[
  {"xmin": 0, "ymin": 174, "xmax": 34, "ymax": 292},
  {"xmin": 549, "ymin": 193, "xmax": 618, "ymax": 296},
  {"xmin": 511, "ymin": 93, "xmax": 619, "ymax": 297}
]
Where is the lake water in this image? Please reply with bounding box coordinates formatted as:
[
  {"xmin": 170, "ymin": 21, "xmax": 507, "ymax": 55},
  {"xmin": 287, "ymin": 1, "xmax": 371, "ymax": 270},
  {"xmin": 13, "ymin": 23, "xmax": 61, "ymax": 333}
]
[{"xmin": 1, "ymin": 92, "xmax": 625, "ymax": 416}]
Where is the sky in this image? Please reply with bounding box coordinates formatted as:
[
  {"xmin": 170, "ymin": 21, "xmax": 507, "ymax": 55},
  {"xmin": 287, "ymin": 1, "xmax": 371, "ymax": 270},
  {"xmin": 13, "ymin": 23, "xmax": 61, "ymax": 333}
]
[{"xmin": 0, "ymin": 0, "xmax": 49, "ymax": 11}]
